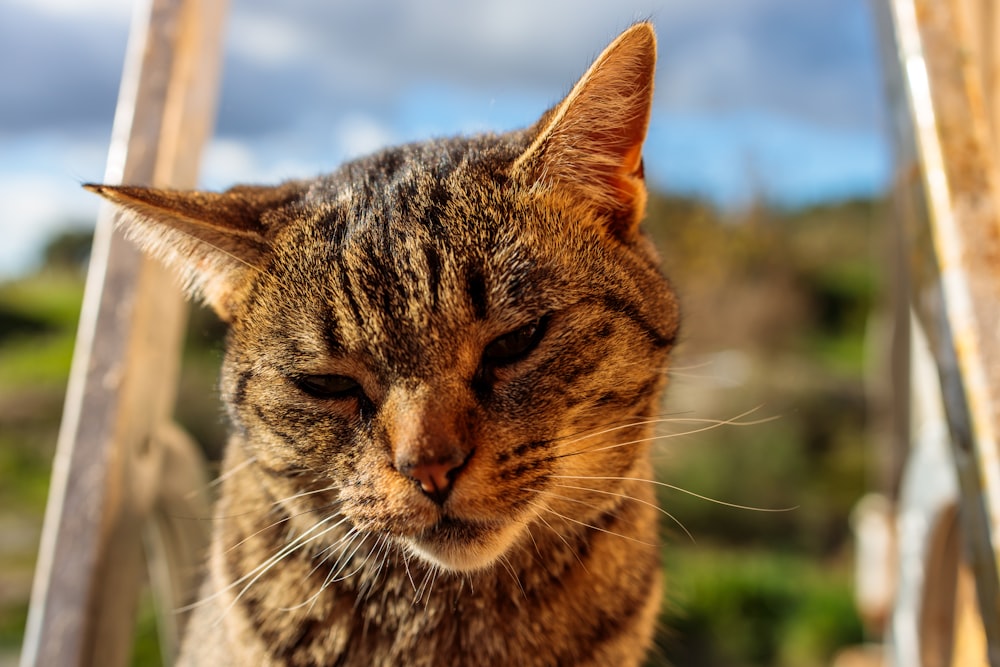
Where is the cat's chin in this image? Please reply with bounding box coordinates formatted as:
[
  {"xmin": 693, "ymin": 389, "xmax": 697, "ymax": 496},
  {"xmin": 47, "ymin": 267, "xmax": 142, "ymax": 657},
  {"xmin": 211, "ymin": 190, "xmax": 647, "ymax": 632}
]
[{"xmin": 404, "ymin": 518, "xmax": 523, "ymax": 572}]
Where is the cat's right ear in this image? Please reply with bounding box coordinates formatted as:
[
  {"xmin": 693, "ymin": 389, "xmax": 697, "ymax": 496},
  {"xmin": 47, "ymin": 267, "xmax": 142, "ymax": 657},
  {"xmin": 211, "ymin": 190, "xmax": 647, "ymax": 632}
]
[
  {"xmin": 512, "ymin": 22, "xmax": 656, "ymax": 240},
  {"xmin": 84, "ymin": 182, "xmax": 306, "ymax": 320}
]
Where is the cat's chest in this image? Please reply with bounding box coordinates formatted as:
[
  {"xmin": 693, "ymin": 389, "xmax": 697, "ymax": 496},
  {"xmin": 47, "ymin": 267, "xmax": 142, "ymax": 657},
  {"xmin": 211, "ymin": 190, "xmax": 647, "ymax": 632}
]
[{"xmin": 209, "ymin": 480, "xmax": 659, "ymax": 667}]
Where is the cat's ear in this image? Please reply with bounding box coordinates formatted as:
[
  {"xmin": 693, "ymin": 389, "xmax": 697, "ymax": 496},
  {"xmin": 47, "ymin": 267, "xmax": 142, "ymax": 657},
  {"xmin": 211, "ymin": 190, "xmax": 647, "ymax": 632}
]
[
  {"xmin": 513, "ymin": 22, "xmax": 656, "ymax": 238},
  {"xmin": 85, "ymin": 182, "xmax": 306, "ymax": 320}
]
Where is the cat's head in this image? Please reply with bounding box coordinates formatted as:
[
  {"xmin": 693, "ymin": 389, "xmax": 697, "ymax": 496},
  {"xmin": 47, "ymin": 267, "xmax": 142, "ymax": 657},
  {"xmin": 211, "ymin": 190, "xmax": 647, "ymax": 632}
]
[{"xmin": 89, "ymin": 23, "xmax": 678, "ymax": 572}]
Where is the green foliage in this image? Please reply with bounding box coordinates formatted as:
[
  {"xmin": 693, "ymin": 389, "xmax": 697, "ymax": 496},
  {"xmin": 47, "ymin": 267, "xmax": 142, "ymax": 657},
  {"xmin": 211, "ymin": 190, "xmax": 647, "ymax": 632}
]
[
  {"xmin": 0, "ymin": 270, "xmax": 84, "ymax": 388},
  {"xmin": 647, "ymin": 193, "xmax": 879, "ymax": 553},
  {"xmin": 41, "ymin": 227, "xmax": 94, "ymax": 274},
  {"xmin": 0, "ymin": 270, "xmax": 86, "ymax": 331},
  {"xmin": 0, "ymin": 603, "xmax": 28, "ymax": 654},
  {"xmin": 130, "ymin": 589, "xmax": 164, "ymax": 667},
  {"xmin": 0, "ymin": 271, "xmax": 81, "ymax": 660},
  {"xmin": 652, "ymin": 548, "xmax": 864, "ymax": 667},
  {"xmin": 640, "ymin": 194, "xmax": 881, "ymax": 665}
]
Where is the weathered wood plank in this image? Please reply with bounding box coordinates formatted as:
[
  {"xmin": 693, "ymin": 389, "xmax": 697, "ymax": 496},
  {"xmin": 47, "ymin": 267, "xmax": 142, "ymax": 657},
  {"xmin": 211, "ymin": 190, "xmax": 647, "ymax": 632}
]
[
  {"xmin": 883, "ymin": 0, "xmax": 1000, "ymax": 664},
  {"xmin": 20, "ymin": 0, "xmax": 227, "ymax": 665}
]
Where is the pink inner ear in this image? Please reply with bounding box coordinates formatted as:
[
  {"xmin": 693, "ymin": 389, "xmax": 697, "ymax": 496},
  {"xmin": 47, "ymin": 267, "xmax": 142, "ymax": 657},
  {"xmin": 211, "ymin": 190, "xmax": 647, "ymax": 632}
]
[
  {"xmin": 613, "ymin": 143, "xmax": 647, "ymax": 198},
  {"xmin": 514, "ymin": 23, "xmax": 656, "ymax": 235},
  {"xmin": 623, "ymin": 144, "xmax": 644, "ymax": 178},
  {"xmin": 85, "ymin": 182, "xmax": 307, "ymax": 320}
]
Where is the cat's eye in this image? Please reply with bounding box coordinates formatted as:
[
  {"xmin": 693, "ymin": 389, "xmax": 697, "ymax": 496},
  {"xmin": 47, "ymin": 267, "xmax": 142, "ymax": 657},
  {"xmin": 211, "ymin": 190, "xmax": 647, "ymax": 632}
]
[
  {"xmin": 482, "ymin": 316, "xmax": 548, "ymax": 367},
  {"xmin": 294, "ymin": 374, "xmax": 362, "ymax": 400}
]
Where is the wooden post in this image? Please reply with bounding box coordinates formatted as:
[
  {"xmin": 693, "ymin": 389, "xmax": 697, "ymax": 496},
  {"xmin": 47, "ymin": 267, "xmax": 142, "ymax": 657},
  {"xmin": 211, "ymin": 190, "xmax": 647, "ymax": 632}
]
[
  {"xmin": 880, "ymin": 0, "xmax": 1000, "ymax": 664},
  {"xmin": 20, "ymin": 0, "xmax": 227, "ymax": 665}
]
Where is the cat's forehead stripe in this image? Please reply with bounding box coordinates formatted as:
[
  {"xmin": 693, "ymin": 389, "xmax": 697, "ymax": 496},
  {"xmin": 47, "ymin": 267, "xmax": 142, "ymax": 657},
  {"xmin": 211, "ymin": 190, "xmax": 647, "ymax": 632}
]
[
  {"xmin": 421, "ymin": 238, "xmax": 443, "ymax": 310},
  {"xmin": 464, "ymin": 263, "xmax": 488, "ymax": 320}
]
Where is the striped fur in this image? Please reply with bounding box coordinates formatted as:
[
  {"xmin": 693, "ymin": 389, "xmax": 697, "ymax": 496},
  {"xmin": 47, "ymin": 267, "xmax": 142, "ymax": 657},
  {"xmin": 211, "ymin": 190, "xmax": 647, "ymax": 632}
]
[{"xmin": 92, "ymin": 23, "xmax": 678, "ymax": 667}]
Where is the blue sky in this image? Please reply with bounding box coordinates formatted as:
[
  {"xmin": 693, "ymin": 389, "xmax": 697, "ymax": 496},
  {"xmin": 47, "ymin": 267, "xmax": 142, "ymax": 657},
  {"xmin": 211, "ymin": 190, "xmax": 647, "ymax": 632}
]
[{"xmin": 0, "ymin": 0, "xmax": 890, "ymax": 278}]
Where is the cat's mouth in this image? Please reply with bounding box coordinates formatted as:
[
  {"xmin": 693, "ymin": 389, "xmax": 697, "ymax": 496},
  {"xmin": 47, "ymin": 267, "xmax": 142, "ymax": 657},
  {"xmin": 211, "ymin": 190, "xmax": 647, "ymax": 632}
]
[{"xmin": 405, "ymin": 515, "xmax": 521, "ymax": 572}]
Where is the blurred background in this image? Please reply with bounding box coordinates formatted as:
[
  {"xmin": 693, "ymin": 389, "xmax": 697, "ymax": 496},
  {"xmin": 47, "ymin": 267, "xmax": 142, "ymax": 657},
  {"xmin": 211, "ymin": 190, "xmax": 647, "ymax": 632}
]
[{"xmin": 0, "ymin": 0, "xmax": 893, "ymax": 665}]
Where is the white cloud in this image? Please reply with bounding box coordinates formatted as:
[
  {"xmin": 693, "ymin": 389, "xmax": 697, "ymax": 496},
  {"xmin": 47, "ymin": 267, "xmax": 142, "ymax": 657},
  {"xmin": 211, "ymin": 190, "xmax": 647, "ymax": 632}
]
[
  {"xmin": 0, "ymin": 177, "xmax": 98, "ymax": 278},
  {"xmin": 199, "ymin": 133, "xmax": 331, "ymax": 189},
  {"xmin": 201, "ymin": 138, "xmax": 263, "ymax": 185},
  {"xmin": 333, "ymin": 114, "xmax": 394, "ymax": 160},
  {"xmin": 199, "ymin": 114, "xmax": 394, "ymax": 191},
  {"xmin": 7, "ymin": 0, "xmax": 130, "ymax": 19},
  {"xmin": 227, "ymin": 10, "xmax": 314, "ymax": 67},
  {"xmin": 0, "ymin": 132, "xmax": 110, "ymax": 277}
]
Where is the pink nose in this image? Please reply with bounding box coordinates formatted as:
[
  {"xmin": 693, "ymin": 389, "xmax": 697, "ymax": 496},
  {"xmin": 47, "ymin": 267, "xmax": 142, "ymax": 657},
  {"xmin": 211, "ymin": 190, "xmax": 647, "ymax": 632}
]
[{"xmin": 398, "ymin": 453, "xmax": 470, "ymax": 505}]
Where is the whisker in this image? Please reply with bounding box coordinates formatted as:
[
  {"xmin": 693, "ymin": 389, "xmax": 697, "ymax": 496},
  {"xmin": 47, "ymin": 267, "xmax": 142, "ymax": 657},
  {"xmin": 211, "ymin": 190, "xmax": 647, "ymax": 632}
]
[
  {"xmin": 665, "ymin": 359, "xmax": 715, "ymax": 372},
  {"xmin": 221, "ymin": 512, "xmax": 294, "ymax": 556},
  {"xmin": 547, "ymin": 405, "xmax": 745, "ymax": 450},
  {"xmin": 318, "ymin": 528, "xmax": 362, "ymax": 582},
  {"xmin": 286, "ymin": 528, "xmax": 373, "ymax": 611},
  {"xmin": 357, "ymin": 535, "xmax": 392, "ymax": 604},
  {"xmin": 525, "ymin": 522, "xmax": 545, "ymax": 563},
  {"xmin": 369, "ymin": 537, "xmax": 394, "ymax": 602},
  {"xmin": 585, "ymin": 405, "xmax": 768, "ymax": 445},
  {"xmin": 182, "ymin": 514, "xmax": 347, "ymax": 614},
  {"xmin": 413, "ymin": 563, "xmax": 437, "ymax": 605},
  {"xmin": 208, "ymin": 484, "xmax": 338, "ymax": 521},
  {"xmin": 325, "ymin": 530, "xmax": 371, "ymax": 584},
  {"xmin": 665, "ymin": 356, "xmax": 748, "ymax": 384},
  {"xmin": 288, "ymin": 528, "xmax": 369, "ymax": 612},
  {"xmin": 525, "ymin": 494, "xmax": 587, "ymax": 572},
  {"xmin": 227, "ymin": 517, "xmax": 349, "ymax": 603},
  {"xmin": 667, "ymin": 369, "xmax": 730, "ymax": 382},
  {"xmin": 274, "ymin": 484, "xmax": 341, "ymax": 505},
  {"xmin": 234, "ymin": 518, "xmax": 355, "ymax": 594},
  {"xmin": 401, "ymin": 549, "xmax": 417, "ymax": 594},
  {"xmin": 204, "ymin": 455, "xmax": 257, "ymax": 490},
  {"xmin": 526, "ymin": 500, "xmax": 657, "ymax": 548},
  {"xmin": 546, "ymin": 409, "xmax": 679, "ymax": 445},
  {"xmin": 426, "ymin": 563, "xmax": 442, "ymax": 601},
  {"xmin": 303, "ymin": 526, "xmax": 361, "ymax": 580},
  {"xmin": 498, "ymin": 554, "xmax": 526, "ymax": 599},
  {"xmin": 528, "ymin": 486, "xmax": 679, "ymax": 545},
  {"xmin": 554, "ymin": 407, "xmax": 778, "ymax": 460},
  {"xmin": 552, "ymin": 474, "xmax": 797, "ymax": 512},
  {"xmin": 545, "ymin": 483, "xmax": 695, "ymax": 543},
  {"xmin": 221, "ymin": 500, "xmax": 343, "ymax": 556}
]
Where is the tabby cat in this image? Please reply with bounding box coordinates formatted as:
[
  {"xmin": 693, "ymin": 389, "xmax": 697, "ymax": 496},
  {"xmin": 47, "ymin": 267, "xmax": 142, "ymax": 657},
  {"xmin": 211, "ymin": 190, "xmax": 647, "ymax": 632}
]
[{"xmin": 89, "ymin": 22, "xmax": 679, "ymax": 667}]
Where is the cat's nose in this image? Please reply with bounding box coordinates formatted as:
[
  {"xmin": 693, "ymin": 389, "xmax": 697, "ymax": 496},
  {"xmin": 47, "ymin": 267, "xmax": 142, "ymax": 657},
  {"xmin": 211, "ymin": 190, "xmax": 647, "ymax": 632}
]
[{"xmin": 398, "ymin": 451, "xmax": 471, "ymax": 505}]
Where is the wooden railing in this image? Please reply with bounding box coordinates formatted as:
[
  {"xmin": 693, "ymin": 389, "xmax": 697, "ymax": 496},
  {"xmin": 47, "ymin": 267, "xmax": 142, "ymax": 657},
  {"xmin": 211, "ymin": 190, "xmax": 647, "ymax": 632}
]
[
  {"xmin": 877, "ymin": 0, "xmax": 1000, "ymax": 664},
  {"xmin": 20, "ymin": 1, "xmax": 227, "ymax": 664}
]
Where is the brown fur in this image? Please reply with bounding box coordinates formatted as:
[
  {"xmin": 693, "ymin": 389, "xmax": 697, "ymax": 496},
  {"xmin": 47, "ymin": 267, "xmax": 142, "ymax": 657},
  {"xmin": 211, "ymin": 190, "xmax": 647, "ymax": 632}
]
[{"xmin": 90, "ymin": 23, "xmax": 679, "ymax": 666}]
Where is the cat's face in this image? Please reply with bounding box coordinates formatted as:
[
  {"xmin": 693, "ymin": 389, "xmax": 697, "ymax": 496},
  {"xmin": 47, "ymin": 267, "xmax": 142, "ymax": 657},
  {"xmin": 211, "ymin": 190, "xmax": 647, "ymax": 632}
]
[
  {"xmin": 219, "ymin": 138, "xmax": 677, "ymax": 570},
  {"xmin": 88, "ymin": 23, "xmax": 674, "ymax": 573}
]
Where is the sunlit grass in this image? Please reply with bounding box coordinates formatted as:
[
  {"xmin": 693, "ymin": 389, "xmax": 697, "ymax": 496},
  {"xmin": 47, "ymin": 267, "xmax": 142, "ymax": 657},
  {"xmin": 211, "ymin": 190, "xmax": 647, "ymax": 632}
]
[
  {"xmin": 0, "ymin": 270, "xmax": 84, "ymax": 328},
  {"xmin": 655, "ymin": 546, "xmax": 863, "ymax": 667},
  {"xmin": 0, "ymin": 270, "xmax": 82, "ymax": 389},
  {"xmin": 0, "ymin": 335, "xmax": 76, "ymax": 389}
]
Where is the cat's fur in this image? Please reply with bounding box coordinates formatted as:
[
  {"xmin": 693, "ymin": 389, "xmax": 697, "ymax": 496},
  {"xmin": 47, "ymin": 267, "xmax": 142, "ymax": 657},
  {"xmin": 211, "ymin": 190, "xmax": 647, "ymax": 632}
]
[{"xmin": 90, "ymin": 23, "xmax": 679, "ymax": 666}]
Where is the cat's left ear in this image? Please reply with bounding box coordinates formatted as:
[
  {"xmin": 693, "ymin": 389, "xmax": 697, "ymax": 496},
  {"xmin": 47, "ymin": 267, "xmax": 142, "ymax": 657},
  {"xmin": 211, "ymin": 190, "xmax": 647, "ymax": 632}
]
[
  {"xmin": 513, "ymin": 22, "xmax": 656, "ymax": 239},
  {"xmin": 85, "ymin": 181, "xmax": 307, "ymax": 320}
]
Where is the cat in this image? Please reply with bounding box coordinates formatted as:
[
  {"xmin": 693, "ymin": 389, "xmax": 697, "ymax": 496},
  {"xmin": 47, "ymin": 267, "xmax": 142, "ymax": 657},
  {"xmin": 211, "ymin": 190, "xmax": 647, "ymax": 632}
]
[{"xmin": 88, "ymin": 22, "xmax": 679, "ymax": 667}]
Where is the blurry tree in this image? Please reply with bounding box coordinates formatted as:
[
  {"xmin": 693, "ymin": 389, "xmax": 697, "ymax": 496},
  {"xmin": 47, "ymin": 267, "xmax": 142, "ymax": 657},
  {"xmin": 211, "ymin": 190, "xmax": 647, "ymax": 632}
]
[{"xmin": 41, "ymin": 227, "xmax": 94, "ymax": 274}]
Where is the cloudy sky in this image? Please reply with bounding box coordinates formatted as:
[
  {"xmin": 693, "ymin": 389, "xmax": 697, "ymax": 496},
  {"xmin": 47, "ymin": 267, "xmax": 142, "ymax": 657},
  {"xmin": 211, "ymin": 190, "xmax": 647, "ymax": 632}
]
[{"xmin": 0, "ymin": 0, "xmax": 889, "ymax": 278}]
